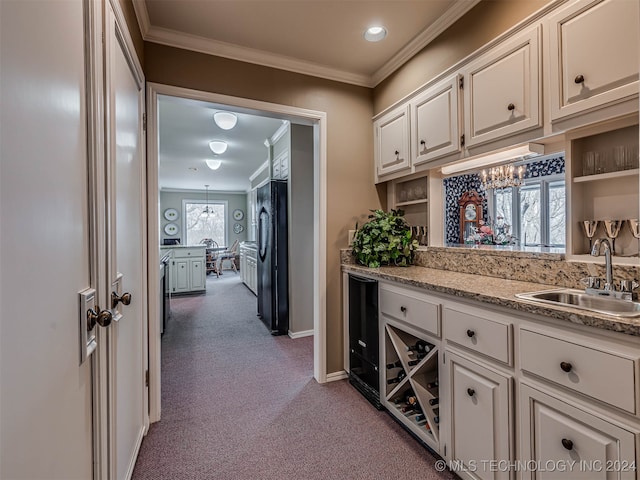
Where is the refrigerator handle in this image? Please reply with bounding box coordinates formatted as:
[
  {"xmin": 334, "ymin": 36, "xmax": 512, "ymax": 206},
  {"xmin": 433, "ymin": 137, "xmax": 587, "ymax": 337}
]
[{"xmin": 258, "ymin": 206, "xmax": 269, "ymax": 262}]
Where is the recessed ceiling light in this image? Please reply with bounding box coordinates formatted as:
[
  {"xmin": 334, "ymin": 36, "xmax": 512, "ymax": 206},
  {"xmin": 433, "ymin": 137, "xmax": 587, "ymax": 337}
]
[
  {"xmin": 208, "ymin": 140, "xmax": 228, "ymax": 155},
  {"xmin": 206, "ymin": 159, "xmax": 222, "ymax": 170},
  {"xmin": 214, "ymin": 111, "xmax": 238, "ymax": 130},
  {"xmin": 364, "ymin": 25, "xmax": 387, "ymax": 42}
]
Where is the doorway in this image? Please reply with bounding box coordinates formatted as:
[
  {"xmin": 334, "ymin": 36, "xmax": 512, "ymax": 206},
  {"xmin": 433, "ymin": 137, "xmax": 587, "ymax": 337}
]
[{"xmin": 146, "ymin": 83, "xmax": 328, "ymax": 422}]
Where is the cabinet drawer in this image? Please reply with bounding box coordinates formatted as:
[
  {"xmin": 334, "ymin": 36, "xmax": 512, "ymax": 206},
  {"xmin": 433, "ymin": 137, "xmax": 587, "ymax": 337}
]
[
  {"xmin": 520, "ymin": 328, "xmax": 637, "ymax": 414},
  {"xmin": 173, "ymin": 247, "xmax": 205, "ymax": 258},
  {"xmin": 520, "ymin": 384, "xmax": 637, "ymax": 480},
  {"xmin": 444, "ymin": 306, "xmax": 512, "ymax": 365},
  {"xmin": 379, "ymin": 285, "xmax": 440, "ymax": 337}
]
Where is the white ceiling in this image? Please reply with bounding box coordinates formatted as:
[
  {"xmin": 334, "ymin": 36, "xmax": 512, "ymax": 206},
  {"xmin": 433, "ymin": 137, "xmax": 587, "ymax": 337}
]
[
  {"xmin": 134, "ymin": 0, "xmax": 481, "ymax": 87},
  {"xmin": 158, "ymin": 95, "xmax": 285, "ymax": 192},
  {"xmin": 148, "ymin": 1, "xmax": 482, "ymax": 192}
]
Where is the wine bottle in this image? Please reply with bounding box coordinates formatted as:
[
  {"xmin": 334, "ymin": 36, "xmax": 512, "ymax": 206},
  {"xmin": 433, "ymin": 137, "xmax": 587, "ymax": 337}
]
[
  {"xmin": 387, "ymin": 369, "xmax": 406, "ymax": 385},
  {"xmin": 407, "ymin": 359, "xmax": 419, "ymax": 366},
  {"xmin": 426, "ymin": 379, "xmax": 439, "ymax": 389},
  {"xmin": 434, "ymin": 415, "xmax": 440, "ymax": 424},
  {"xmin": 386, "ymin": 360, "xmax": 402, "ymax": 369},
  {"xmin": 415, "ymin": 414, "xmax": 426, "ymax": 423},
  {"xmin": 407, "ymin": 340, "xmax": 432, "ymax": 354},
  {"xmin": 428, "ymin": 397, "xmax": 439, "ymax": 406}
]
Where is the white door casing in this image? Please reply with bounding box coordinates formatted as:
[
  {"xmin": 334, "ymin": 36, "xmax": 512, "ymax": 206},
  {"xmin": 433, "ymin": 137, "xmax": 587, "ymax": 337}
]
[
  {"xmin": 0, "ymin": 0, "xmax": 95, "ymax": 478},
  {"xmin": 105, "ymin": 1, "xmax": 148, "ymax": 478},
  {"xmin": 146, "ymin": 82, "xmax": 328, "ymax": 422}
]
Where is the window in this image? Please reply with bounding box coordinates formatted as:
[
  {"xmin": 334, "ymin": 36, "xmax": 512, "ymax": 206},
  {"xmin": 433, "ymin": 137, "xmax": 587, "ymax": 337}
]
[
  {"xmin": 489, "ymin": 174, "xmax": 565, "ymax": 248},
  {"xmin": 183, "ymin": 200, "xmax": 227, "ymax": 246}
]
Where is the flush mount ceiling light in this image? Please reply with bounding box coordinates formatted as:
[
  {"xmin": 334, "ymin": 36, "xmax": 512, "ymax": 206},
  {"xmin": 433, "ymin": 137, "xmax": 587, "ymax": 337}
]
[
  {"xmin": 206, "ymin": 159, "xmax": 222, "ymax": 170},
  {"xmin": 440, "ymin": 143, "xmax": 545, "ymax": 175},
  {"xmin": 208, "ymin": 140, "xmax": 228, "ymax": 155},
  {"xmin": 213, "ymin": 111, "xmax": 238, "ymax": 130},
  {"xmin": 364, "ymin": 25, "xmax": 387, "ymax": 42}
]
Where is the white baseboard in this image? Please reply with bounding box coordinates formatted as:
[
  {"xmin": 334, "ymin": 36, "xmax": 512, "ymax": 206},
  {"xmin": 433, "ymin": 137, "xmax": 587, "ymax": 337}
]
[
  {"xmin": 288, "ymin": 329, "xmax": 314, "ymax": 339},
  {"xmin": 325, "ymin": 370, "xmax": 348, "ymax": 382}
]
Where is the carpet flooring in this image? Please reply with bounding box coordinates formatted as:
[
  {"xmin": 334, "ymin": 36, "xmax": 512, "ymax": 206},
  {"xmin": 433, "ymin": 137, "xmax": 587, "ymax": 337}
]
[{"xmin": 132, "ymin": 273, "xmax": 457, "ymax": 480}]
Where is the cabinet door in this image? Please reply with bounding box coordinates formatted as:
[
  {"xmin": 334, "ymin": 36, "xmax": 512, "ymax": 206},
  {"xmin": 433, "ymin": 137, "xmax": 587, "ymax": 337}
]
[
  {"xmin": 520, "ymin": 384, "xmax": 637, "ymax": 480},
  {"xmin": 463, "ymin": 25, "xmax": 541, "ymax": 147},
  {"xmin": 412, "ymin": 75, "xmax": 461, "ymax": 166},
  {"xmin": 447, "ymin": 351, "xmax": 512, "ymax": 480},
  {"xmin": 174, "ymin": 260, "xmax": 189, "ymax": 292},
  {"xmin": 374, "ymin": 104, "xmax": 411, "ymax": 180},
  {"xmin": 190, "ymin": 259, "xmax": 205, "ymax": 291},
  {"xmin": 546, "ymin": 0, "xmax": 639, "ymax": 122}
]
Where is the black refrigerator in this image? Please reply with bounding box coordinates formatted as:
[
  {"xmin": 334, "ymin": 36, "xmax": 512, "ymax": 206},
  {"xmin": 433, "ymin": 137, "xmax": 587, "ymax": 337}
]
[{"xmin": 257, "ymin": 180, "xmax": 289, "ymax": 335}]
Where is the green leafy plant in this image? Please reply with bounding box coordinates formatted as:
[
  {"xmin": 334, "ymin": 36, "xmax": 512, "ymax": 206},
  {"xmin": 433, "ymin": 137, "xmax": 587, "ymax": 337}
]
[{"xmin": 352, "ymin": 209, "xmax": 419, "ymax": 268}]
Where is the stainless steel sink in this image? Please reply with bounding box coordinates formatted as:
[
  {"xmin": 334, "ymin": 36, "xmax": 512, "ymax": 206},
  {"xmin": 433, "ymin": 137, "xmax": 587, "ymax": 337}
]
[{"xmin": 515, "ymin": 288, "xmax": 640, "ymax": 318}]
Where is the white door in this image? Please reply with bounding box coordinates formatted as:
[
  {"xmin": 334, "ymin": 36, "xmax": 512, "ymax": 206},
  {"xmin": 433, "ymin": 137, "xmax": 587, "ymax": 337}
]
[
  {"xmin": 0, "ymin": 0, "xmax": 96, "ymax": 478},
  {"xmin": 105, "ymin": 3, "xmax": 147, "ymax": 479}
]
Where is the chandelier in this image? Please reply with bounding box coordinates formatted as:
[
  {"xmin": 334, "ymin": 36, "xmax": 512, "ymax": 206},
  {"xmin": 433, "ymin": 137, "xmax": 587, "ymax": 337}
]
[
  {"xmin": 202, "ymin": 185, "xmax": 213, "ymax": 217},
  {"xmin": 481, "ymin": 164, "xmax": 525, "ymax": 190}
]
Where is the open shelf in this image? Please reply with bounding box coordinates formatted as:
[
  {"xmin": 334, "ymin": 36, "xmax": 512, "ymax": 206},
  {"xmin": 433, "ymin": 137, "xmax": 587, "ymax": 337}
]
[
  {"xmin": 573, "ymin": 168, "xmax": 639, "ymax": 183},
  {"xmin": 396, "ymin": 199, "xmax": 428, "ymax": 207},
  {"xmin": 383, "ymin": 323, "xmax": 440, "ymax": 450}
]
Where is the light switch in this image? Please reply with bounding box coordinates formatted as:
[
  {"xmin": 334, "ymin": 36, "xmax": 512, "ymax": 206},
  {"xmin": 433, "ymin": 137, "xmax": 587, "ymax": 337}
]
[{"xmin": 79, "ymin": 288, "xmax": 97, "ymax": 365}]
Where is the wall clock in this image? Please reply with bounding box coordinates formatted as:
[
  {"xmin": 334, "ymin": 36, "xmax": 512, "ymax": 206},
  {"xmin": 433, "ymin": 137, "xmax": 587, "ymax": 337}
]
[
  {"xmin": 233, "ymin": 223, "xmax": 244, "ymax": 234},
  {"xmin": 163, "ymin": 208, "xmax": 179, "ymax": 221},
  {"xmin": 233, "ymin": 209, "xmax": 244, "ymax": 221},
  {"xmin": 164, "ymin": 223, "xmax": 179, "ymax": 236}
]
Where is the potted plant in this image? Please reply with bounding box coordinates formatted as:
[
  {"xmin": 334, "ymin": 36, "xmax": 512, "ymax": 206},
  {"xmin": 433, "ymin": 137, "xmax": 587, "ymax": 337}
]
[{"xmin": 352, "ymin": 209, "xmax": 419, "ymax": 268}]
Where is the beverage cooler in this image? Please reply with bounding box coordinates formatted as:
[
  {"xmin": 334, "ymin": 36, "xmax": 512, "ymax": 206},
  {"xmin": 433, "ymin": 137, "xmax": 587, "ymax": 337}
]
[{"xmin": 348, "ymin": 274, "xmax": 382, "ymax": 409}]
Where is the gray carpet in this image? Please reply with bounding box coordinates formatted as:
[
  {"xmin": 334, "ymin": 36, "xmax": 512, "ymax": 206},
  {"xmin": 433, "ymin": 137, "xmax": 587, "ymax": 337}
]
[{"xmin": 132, "ymin": 273, "xmax": 457, "ymax": 480}]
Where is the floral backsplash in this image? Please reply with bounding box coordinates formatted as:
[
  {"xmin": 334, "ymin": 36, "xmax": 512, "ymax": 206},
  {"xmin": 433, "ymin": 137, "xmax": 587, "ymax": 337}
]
[{"xmin": 443, "ymin": 155, "xmax": 565, "ymax": 244}]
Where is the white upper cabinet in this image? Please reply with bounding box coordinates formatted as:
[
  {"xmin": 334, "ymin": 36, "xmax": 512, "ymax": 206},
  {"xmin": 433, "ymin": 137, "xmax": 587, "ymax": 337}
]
[
  {"xmin": 411, "ymin": 75, "xmax": 461, "ymax": 167},
  {"xmin": 374, "ymin": 104, "xmax": 411, "ymax": 180},
  {"xmin": 462, "ymin": 25, "xmax": 542, "ymax": 148},
  {"xmin": 546, "ymin": 0, "xmax": 640, "ymax": 122}
]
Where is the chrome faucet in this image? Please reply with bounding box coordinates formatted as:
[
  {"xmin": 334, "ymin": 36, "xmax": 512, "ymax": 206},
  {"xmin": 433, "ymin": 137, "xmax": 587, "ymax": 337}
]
[{"xmin": 590, "ymin": 238, "xmax": 614, "ymax": 290}]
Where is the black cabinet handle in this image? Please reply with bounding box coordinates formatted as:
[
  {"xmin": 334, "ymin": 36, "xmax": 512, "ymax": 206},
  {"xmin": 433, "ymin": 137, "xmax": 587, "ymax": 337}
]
[
  {"xmin": 394, "ymin": 150, "xmax": 399, "ymax": 156},
  {"xmin": 466, "ymin": 329, "xmax": 475, "ymax": 338},
  {"xmin": 467, "ymin": 388, "xmax": 475, "ymax": 397},
  {"xmin": 400, "ymin": 305, "xmax": 407, "ymax": 313},
  {"xmin": 562, "ymin": 438, "xmax": 574, "ymax": 451},
  {"xmin": 507, "ymin": 103, "xmax": 515, "ymax": 111},
  {"xmin": 420, "ymin": 140, "xmax": 426, "ymax": 145},
  {"xmin": 575, "ymin": 74, "xmax": 585, "ymax": 84},
  {"xmin": 560, "ymin": 361, "xmax": 573, "ymax": 373}
]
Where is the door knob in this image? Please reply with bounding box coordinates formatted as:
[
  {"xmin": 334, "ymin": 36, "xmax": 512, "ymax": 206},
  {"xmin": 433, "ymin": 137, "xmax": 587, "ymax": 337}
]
[
  {"xmin": 87, "ymin": 306, "xmax": 113, "ymax": 330},
  {"xmin": 111, "ymin": 291, "xmax": 132, "ymax": 309}
]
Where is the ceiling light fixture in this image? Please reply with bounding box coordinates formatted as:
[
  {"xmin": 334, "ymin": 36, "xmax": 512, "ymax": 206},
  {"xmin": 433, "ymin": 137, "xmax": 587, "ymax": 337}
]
[
  {"xmin": 364, "ymin": 25, "xmax": 387, "ymax": 42},
  {"xmin": 208, "ymin": 140, "xmax": 228, "ymax": 155},
  {"xmin": 214, "ymin": 111, "xmax": 238, "ymax": 130},
  {"xmin": 440, "ymin": 143, "xmax": 545, "ymax": 176},
  {"xmin": 206, "ymin": 159, "xmax": 221, "ymax": 170},
  {"xmin": 202, "ymin": 184, "xmax": 212, "ymax": 217}
]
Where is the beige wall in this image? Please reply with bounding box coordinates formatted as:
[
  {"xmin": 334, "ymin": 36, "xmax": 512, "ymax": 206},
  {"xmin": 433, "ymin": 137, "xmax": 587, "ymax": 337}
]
[
  {"xmin": 373, "ymin": 0, "xmax": 551, "ymax": 115},
  {"xmin": 144, "ymin": 43, "xmax": 383, "ymax": 373}
]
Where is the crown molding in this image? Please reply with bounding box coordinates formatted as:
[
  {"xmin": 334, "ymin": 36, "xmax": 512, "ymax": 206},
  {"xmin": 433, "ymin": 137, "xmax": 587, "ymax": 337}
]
[
  {"xmin": 134, "ymin": 0, "xmax": 480, "ymax": 88},
  {"xmin": 144, "ymin": 25, "xmax": 373, "ymax": 87},
  {"xmin": 371, "ymin": 0, "xmax": 481, "ymax": 86},
  {"xmin": 249, "ymin": 160, "xmax": 269, "ymax": 183}
]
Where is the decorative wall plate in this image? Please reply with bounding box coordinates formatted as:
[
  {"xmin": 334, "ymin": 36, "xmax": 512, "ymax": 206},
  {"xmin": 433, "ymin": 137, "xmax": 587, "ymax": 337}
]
[
  {"xmin": 164, "ymin": 208, "xmax": 179, "ymax": 221},
  {"xmin": 233, "ymin": 209, "xmax": 244, "ymax": 221},
  {"xmin": 164, "ymin": 223, "xmax": 179, "ymax": 236},
  {"xmin": 233, "ymin": 223, "xmax": 244, "ymax": 234}
]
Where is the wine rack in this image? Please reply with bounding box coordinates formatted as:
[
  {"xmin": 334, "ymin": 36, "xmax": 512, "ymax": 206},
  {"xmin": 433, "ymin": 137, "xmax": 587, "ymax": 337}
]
[{"xmin": 382, "ymin": 321, "xmax": 440, "ymax": 450}]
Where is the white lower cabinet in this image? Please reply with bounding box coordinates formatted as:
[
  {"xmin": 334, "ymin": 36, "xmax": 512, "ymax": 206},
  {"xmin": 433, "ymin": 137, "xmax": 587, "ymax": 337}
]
[
  {"xmin": 520, "ymin": 384, "xmax": 637, "ymax": 480},
  {"xmin": 447, "ymin": 351, "xmax": 513, "ymax": 480},
  {"xmin": 166, "ymin": 246, "xmax": 206, "ymax": 294},
  {"xmin": 364, "ymin": 278, "xmax": 640, "ymax": 479},
  {"xmin": 239, "ymin": 242, "xmax": 257, "ymax": 295}
]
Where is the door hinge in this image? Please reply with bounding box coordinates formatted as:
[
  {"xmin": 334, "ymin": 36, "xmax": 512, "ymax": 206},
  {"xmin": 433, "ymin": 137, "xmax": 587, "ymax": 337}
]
[
  {"xmin": 142, "ymin": 113, "xmax": 147, "ymax": 132},
  {"xmin": 145, "ymin": 370, "xmax": 149, "ymax": 387},
  {"xmin": 444, "ymin": 444, "xmax": 447, "ymax": 456},
  {"xmin": 460, "ymin": 134, "xmax": 465, "ymax": 147},
  {"xmin": 459, "ymin": 77, "xmax": 464, "ymax": 89}
]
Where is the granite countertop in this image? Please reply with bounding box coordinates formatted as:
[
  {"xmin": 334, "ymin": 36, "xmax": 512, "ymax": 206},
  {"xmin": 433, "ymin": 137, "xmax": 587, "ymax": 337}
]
[{"xmin": 342, "ymin": 263, "xmax": 640, "ymax": 338}]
